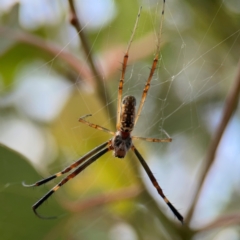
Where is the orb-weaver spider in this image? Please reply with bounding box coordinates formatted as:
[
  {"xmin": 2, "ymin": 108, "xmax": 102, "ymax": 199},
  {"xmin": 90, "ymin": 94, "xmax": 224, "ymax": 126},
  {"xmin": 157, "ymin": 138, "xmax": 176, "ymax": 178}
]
[{"xmin": 23, "ymin": 0, "xmax": 183, "ymax": 223}]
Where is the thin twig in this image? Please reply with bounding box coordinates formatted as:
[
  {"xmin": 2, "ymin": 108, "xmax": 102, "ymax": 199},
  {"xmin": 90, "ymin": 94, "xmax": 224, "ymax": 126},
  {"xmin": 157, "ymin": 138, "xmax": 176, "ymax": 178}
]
[
  {"xmin": 68, "ymin": 0, "xmax": 115, "ymax": 123},
  {"xmin": 186, "ymin": 59, "xmax": 240, "ymax": 224},
  {"xmin": 0, "ymin": 27, "xmax": 165, "ymax": 85},
  {"xmin": 61, "ymin": 185, "xmax": 143, "ymax": 212},
  {"xmin": 0, "ymin": 27, "xmax": 93, "ymax": 84},
  {"xmin": 197, "ymin": 213, "xmax": 240, "ymax": 232}
]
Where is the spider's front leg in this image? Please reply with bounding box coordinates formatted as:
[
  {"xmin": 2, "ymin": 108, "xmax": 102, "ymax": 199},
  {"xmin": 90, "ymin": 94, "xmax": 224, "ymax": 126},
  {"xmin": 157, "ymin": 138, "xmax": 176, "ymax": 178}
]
[
  {"xmin": 79, "ymin": 114, "xmax": 114, "ymax": 135},
  {"xmin": 116, "ymin": 7, "xmax": 142, "ymax": 131}
]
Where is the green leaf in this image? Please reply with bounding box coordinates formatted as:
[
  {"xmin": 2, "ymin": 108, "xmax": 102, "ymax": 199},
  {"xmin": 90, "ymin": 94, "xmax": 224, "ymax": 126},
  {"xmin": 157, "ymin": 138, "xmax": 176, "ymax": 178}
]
[{"xmin": 0, "ymin": 143, "xmax": 64, "ymax": 240}]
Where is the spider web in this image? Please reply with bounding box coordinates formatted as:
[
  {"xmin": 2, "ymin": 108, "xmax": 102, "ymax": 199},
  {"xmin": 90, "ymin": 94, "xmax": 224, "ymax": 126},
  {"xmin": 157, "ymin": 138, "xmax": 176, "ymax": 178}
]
[{"xmin": 0, "ymin": 0, "xmax": 240, "ymax": 239}]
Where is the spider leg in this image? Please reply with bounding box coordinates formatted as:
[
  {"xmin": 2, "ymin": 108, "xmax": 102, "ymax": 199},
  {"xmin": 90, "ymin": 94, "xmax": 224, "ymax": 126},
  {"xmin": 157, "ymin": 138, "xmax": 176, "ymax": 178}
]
[
  {"xmin": 32, "ymin": 146, "xmax": 111, "ymax": 219},
  {"xmin": 131, "ymin": 145, "xmax": 183, "ymax": 224},
  {"xmin": 79, "ymin": 114, "xmax": 114, "ymax": 135},
  {"xmin": 23, "ymin": 141, "xmax": 110, "ymax": 187},
  {"xmin": 135, "ymin": 0, "xmax": 166, "ymax": 125},
  {"xmin": 133, "ymin": 127, "xmax": 172, "ymax": 142},
  {"xmin": 132, "ymin": 136, "xmax": 172, "ymax": 143},
  {"xmin": 116, "ymin": 7, "xmax": 142, "ymax": 131}
]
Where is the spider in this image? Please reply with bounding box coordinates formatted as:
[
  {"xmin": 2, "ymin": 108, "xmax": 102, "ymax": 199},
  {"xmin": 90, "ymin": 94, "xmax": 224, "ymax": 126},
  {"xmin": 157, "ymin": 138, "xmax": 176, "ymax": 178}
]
[{"xmin": 23, "ymin": 0, "xmax": 183, "ymax": 223}]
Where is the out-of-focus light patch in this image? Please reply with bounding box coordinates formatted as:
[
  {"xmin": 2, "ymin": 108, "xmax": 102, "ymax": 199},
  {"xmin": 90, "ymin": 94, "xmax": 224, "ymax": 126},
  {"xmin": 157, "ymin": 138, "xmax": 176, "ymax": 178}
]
[
  {"xmin": 0, "ymin": 0, "xmax": 18, "ymax": 14},
  {"xmin": 58, "ymin": 22, "xmax": 81, "ymax": 51},
  {"xmin": 191, "ymin": 107, "xmax": 240, "ymax": 227},
  {"xmin": 75, "ymin": 0, "xmax": 117, "ymax": 30},
  {"xmin": 164, "ymin": 134, "xmax": 203, "ymax": 210},
  {"xmin": 165, "ymin": 0, "xmax": 193, "ymax": 31},
  {"xmin": 140, "ymin": 0, "xmax": 160, "ymax": 9},
  {"xmin": 108, "ymin": 222, "xmax": 137, "ymax": 240},
  {"xmin": 0, "ymin": 118, "xmax": 57, "ymax": 168},
  {"xmin": 10, "ymin": 62, "xmax": 73, "ymax": 122},
  {"xmin": 224, "ymin": 0, "xmax": 240, "ymax": 14},
  {"xmin": 213, "ymin": 228, "xmax": 239, "ymax": 240},
  {"xmin": 19, "ymin": 0, "xmax": 64, "ymax": 30},
  {"xmin": 204, "ymin": 106, "xmax": 240, "ymax": 165},
  {"xmin": 173, "ymin": 64, "xmax": 215, "ymax": 104},
  {"xmin": 203, "ymin": 104, "xmax": 222, "ymax": 134}
]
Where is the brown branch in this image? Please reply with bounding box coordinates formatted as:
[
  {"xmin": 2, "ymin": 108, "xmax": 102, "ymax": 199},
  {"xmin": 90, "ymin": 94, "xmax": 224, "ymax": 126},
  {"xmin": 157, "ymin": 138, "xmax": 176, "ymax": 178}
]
[
  {"xmin": 186, "ymin": 59, "xmax": 240, "ymax": 224},
  {"xmin": 0, "ymin": 27, "xmax": 93, "ymax": 85},
  {"xmin": 0, "ymin": 26, "xmax": 166, "ymax": 85},
  {"xmin": 61, "ymin": 185, "xmax": 142, "ymax": 213},
  {"xmin": 68, "ymin": 0, "xmax": 115, "ymax": 122},
  {"xmin": 197, "ymin": 213, "xmax": 240, "ymax": 232}
]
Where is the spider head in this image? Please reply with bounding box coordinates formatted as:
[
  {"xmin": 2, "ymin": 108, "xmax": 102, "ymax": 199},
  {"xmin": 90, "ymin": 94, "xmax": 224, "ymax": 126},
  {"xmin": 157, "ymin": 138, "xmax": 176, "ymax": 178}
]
[{"xmin": 112, "ymin": 132, "xmax": 132, "ymax": 158}]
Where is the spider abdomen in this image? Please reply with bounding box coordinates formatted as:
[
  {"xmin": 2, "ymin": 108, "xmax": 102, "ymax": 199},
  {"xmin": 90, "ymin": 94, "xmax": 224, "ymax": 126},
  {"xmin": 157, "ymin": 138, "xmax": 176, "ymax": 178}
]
[{"xmin": 120, "ymin": 95, "xmax": 136, "ymax": 132}]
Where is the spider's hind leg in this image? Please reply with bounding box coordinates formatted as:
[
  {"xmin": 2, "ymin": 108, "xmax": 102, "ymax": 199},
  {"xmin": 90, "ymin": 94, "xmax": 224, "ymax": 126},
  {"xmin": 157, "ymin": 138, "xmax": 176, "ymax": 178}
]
[
  {"xmin": 22, "ymin": 141, "xmax": 110, "ymax": 187},
  {"xmin": 131, "ymin": 145, "xmax": 184, "ymax": 224}
]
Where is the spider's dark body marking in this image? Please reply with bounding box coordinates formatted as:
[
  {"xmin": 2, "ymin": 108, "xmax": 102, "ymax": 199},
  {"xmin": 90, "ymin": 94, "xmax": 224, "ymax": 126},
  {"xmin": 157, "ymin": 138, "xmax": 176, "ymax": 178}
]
[
  {"xmin": 112, "ymin": 95, "xmax": 136, "ymax": 158},
  {"xmin": 112, "ymin": 133, "xmax": 132, "ymax": 158},
  {"xmin": 120, "ymin": 95, "xmax": 136, "ymax": 132}
]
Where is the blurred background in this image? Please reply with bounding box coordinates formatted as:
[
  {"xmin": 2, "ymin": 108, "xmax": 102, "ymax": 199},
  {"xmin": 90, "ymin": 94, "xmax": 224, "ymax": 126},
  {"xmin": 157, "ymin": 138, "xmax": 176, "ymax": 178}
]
[{"xmin": 0, "ymin": 0, "xmax": 240, "ymax": 239}]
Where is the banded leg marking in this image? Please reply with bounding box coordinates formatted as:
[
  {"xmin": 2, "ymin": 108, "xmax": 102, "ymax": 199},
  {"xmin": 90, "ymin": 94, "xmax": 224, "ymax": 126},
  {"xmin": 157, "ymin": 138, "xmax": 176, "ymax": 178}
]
[
  {"xmin": 135, "ymin": 0, "xmax": 166, "ymax": 125},
  {"xmin": 79, "ymin": 114, "xmax": 114, "ymax": 135},
  {"xmin": 116, "ymin": 7, "xmax": 142, "ymax": 130},
  {"xmin": 131, "ymin": 145, "xmax": 183, "ymax": 223},
  {"xmin": 22, "ymin": 141, "xmax": 110, "ymax": 187},
  {"xmin": 32, "ymin": 146, "xmax": 111, "ymax": 219},
  {"xmin": 132, "ymin": 136, "xmax": 172, "ymax": 143},
  {"xmin": 134, "ymin": 57, "xmax": 159, "ymax": 125}
]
